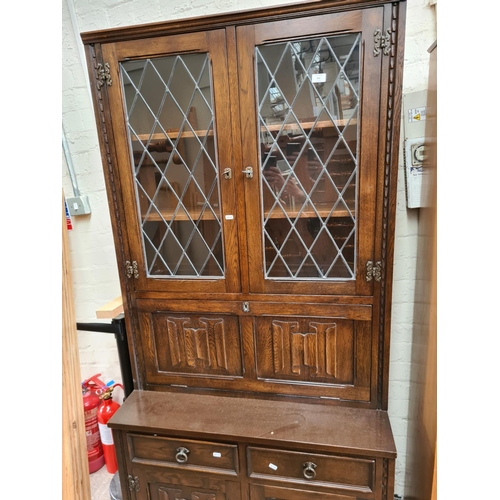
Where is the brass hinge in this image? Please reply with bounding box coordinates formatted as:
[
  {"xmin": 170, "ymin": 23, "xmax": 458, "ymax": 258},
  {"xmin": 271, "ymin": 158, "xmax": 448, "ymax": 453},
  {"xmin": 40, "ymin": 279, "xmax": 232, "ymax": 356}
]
[
  {"xmin": 96, "ymin": 62, "xmax": 113, "ymax": 89},
  {"xmin": 128, "ymin": 475, "xmax": 140, "ymax": 492},
  {"xmin": 366, "ymin": 260, "xmax": 382, "ymax": 282},
  {"xmin": 125, "ymin": 260, "xmax": 139, "ymax": 279},
  {"xmin": 373, "ymin": 29, "xmax": 391, "ymax": 57}
]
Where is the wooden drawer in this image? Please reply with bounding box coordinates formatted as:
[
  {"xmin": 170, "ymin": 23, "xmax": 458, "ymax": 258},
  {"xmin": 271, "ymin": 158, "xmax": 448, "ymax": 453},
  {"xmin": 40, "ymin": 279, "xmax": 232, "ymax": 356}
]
[
  {"xmin": 128, "ymin": 433, "xmax": 238, "ymax": 474},
  {"xmin": 247, "ymin": 447, "xmax": 375, "ymax": 494}
]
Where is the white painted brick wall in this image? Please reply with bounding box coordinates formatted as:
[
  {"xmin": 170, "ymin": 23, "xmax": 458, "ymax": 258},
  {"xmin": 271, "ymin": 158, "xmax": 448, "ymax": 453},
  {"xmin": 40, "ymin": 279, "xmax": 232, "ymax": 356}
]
[
  {"xmin": 389, "ymin": 0, "xmax": 437, "ymax": 492},
  {"xmin": 62, "ymin": 0, "xmax": 436, "ymax": 494}
]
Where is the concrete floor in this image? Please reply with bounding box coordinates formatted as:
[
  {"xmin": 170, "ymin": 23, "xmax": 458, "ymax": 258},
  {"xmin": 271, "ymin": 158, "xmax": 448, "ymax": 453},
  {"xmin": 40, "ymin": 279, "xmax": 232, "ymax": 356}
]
[{"xmin": 90, "ymin": 465, "xmax": 115, "ymax": 500}]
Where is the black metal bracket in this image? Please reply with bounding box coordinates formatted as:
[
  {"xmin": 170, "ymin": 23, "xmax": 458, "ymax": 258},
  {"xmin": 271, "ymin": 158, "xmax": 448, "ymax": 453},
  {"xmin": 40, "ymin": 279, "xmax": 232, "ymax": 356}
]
[{"xmin": 76, "ymin": 314, "xmax": 134, "ymax": 398}]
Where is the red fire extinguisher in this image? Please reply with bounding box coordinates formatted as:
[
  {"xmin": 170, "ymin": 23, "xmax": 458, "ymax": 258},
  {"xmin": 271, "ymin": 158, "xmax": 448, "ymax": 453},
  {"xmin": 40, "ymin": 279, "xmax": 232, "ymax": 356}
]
[
  {"xmin": 82, "ymin": 374, "xmax": 107, "ymax": 473},
  {"xmin": 97, "ymin": 383, "xmax": 123, "ymax": 474}
]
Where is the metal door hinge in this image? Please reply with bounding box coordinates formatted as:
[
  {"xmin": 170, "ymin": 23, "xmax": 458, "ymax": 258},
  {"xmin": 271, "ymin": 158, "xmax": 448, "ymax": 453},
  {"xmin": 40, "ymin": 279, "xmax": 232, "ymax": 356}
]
[
  {"xmin": 128, "ymin": 475, "xmax": 140, "ymax": 492},
  {"xmin": 374, "ymin": 29, "xmax": 391, "ymax": 57},
  {"xmin": 125, "ymin": 260, "xmax": 139, "ymax": 279},
  {"xmin": 96, "ymin": 62, "xmax": 113, "ymax": 89},
  {"xmin": 366, "ymin": 260, "xmax": 382, "ymax": 282}
]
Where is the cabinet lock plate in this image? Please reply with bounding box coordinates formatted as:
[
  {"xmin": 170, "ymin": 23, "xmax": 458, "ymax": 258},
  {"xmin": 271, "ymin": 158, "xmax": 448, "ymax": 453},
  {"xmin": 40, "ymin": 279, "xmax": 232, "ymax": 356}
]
[{"xmin": 242, "ymin": 166, "xmax": 253, "ymax": 179}]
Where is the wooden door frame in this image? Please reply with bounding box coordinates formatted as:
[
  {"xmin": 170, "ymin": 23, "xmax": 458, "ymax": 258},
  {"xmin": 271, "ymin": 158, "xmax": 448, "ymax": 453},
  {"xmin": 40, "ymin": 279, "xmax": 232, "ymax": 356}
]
[{"xmin": 62, "ymin": 193, "xmax": 91, "ymax": 500}]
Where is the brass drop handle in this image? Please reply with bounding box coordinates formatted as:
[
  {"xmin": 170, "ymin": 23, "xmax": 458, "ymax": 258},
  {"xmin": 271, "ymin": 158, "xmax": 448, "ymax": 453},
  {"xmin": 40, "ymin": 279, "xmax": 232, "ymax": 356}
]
[
  {"xmin": 302, "ymin": 461, "xmax": 317, "ymax": 480},
  {"xmin": 175, "ymin": 447, "xmax": 190, "ymax": 464},
  {"xmin": 242, "ymin": 166, "xmax": 253, "ymax": 179}
]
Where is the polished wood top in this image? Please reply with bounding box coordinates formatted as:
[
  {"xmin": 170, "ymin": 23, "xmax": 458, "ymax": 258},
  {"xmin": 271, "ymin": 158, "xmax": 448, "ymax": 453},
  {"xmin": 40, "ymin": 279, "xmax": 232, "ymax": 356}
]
[{"xmin": 109, "ymin": 390, "xmax": 396, "ymax": 458}]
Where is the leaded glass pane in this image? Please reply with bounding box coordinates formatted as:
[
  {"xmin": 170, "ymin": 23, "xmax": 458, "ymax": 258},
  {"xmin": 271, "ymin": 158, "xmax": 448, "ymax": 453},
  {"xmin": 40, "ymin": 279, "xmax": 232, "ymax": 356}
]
[
  {"xmin": 256, "ymin": 33, "xmax": 360, "ymax": 280},
  {"xmin": 120, "ymin": 53, "xmax": 224, "ymax": 278}
]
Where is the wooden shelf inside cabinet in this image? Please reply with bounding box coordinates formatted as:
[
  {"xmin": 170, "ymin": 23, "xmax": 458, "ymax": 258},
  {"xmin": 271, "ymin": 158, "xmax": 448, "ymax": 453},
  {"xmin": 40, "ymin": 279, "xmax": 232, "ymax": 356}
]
[
  {"xmin": 140, "ymin": 206, "xmax": 354, "ymax": 222},
  {"xmin": 141, "ymin": 207, "xmax": 221, "ymax": 222},
  {"xmin": 134, "ymin": 129, "xmax": 215, "ymax": 142},
  {"xmin": 264, "ymin": 206, "xmax": 354, "ymax": 219},
  {"xmin": 132, "ymin": 119, "xmax": 355, "ymax": 144},
  {"xmin": 263, "ymin": 119, "xmax": 355, "ymax": 135}
]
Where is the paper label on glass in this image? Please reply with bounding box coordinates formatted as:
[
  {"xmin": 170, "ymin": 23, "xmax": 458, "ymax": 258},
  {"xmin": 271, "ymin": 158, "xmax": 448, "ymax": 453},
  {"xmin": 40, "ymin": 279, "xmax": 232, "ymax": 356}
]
[{"xmin": 311, "ymin": 73, "xmax": 327, "ymax": 83}]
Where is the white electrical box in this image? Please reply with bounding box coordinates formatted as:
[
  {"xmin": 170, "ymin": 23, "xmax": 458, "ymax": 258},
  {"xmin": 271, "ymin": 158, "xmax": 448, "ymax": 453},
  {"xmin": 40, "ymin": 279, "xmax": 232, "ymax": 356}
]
[
  {"xmin": 66, "ymin": 195, "xmax": 92, "ymax": 216},
  {"xmin": 402, "ymin": 90, "xmax": 427, "ymax": 208}
]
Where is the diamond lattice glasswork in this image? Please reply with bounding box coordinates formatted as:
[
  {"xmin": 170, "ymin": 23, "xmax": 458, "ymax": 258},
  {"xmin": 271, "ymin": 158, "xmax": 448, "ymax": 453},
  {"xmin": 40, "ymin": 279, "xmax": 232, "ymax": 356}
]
[
  {"xmin": 256, "ymin": 34, "xmax": 360, "ymax": 279},
  {"xmin": 120, "ymin": 53, "xmax": 224, "ymax": 278}
]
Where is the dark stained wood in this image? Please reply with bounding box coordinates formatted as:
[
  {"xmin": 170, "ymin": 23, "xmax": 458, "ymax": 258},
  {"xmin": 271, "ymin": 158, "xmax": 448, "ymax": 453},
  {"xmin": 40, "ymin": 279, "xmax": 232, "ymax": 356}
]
[
  {"xmin": 128, "ymin": 465, "xmax": 241, "ymax": 500},
  {"xmin": 208, "ymin": 29, "xmax": 242, "ymax": 295},
  {"xmin": 83, "ymin": 41, "xmax": 142, "ymax": 387},
  {"xmin": 134, "ymin": 291, "xmax": 375, "ymax": 305},
  {"xmin": 82, "ymin": 1, "xmax": 406, "ymax": 499},
  {"xmin": 132, "ymin": 299, "xmax": 374, "ymax": 402},
  {"xmin": 101, "ymin": 30, "xmax": 241, "ymax": 296},
  {"xmin": 252, "ymin": 10, "xmax": 363, "ymax": 43},
  {"xmin": 129, "ymin": 434, "xmax": 238, "ymax": 473},
  {"xmin": 135, "ymin": 298, "xmax": 372, "ymax": 318},
  {"xmin": 225, "ymin": 25, "xmax": 251, "ymax": 295},
  {"xmin": 110, "ymin": 392, "xmax": 396, "ymax": 498},
  {"xmin": 247, "ymin": 446, "xmax": 375, "ymax": 493},
  {"xmin": 249, "ymin": 483, "xmax": 357, "ymax": 500},
  {"xmin": 236, "ymin": 7, "xmax": 384, "ymax": 298},
  {"xmin": 109, "ymin": 390, "xmax": 396, "ymax": 458},
  {"xmin": 371, "ymin": 0, "xmax": 407, "ymax": 410},
  {"xmin": 113, "ymin": 430, "xmax": 133, "ymax": 500}
]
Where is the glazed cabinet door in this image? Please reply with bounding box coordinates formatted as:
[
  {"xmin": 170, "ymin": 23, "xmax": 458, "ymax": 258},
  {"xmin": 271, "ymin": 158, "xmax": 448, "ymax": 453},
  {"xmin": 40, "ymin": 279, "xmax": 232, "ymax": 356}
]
[
  {"xmin": 236, "ymin": 8, "xmax": 385, "ymax": 296},
  {"xmin": 101, "ymin": 30, "xmax": 241, "ymax": 294}
]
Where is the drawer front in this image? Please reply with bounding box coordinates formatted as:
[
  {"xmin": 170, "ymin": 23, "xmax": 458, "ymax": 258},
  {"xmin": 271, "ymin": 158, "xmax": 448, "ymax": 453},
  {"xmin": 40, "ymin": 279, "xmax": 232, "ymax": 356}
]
[
  {"xmin": 247, "ymin": 447, "xmax": 375, "ymax": 493},
  {"xmin": 250, "ymin": 483, "xmax": 360, "ymax": 500},
  {"xmin": 128, "ymin": 433, "xmax": 238, "ymax": 473}
]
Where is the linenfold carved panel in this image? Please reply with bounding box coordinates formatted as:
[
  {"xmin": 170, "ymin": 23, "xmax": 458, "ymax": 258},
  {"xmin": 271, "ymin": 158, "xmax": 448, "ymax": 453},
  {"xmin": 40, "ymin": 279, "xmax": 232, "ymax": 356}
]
[
  {"xmin": 271, "ymin": 320, "xmax": 339, "ymax": 377},
  {"xmin": 256, "ymin": 316, "xmax": 367, "ymax": 385},
  {"xmin": 149, "ymin": 313, "xmax": 243, "ymax": 376},
  {"xmin": 167, "ymin": 317, "xmax": 228, "ymax": 369}
]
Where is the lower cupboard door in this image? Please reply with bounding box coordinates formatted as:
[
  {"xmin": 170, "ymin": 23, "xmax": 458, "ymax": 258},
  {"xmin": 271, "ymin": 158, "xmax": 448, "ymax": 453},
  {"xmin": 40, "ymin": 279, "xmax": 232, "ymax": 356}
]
[
  {"xmin": 249, "ymin": 483, "xmax": 360, "ymax": 500},
  {"xmin": 131, "ymin": 467, "xmax": 240, "ymax": 500}
]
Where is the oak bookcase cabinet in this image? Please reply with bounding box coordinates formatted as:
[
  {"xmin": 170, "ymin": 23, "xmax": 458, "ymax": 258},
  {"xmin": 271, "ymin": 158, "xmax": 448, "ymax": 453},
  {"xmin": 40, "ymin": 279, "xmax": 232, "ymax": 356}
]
[{"xmin": 82, "ymin": 1, "xmax": 406, "ymax": 498}]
